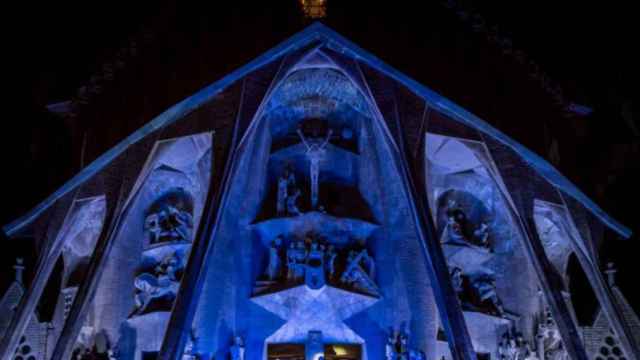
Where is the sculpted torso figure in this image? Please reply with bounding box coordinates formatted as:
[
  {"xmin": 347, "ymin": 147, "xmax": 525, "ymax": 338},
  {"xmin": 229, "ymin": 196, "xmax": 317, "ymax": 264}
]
[{"xmin": 297, "ymin": 127, "xmax": 332, "ymax": 210}]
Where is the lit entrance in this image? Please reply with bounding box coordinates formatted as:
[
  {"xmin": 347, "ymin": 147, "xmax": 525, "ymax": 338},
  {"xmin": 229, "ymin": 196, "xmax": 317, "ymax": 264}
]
[{"xmin": 267, "ymin": 343, "xmax": 362, "ymax": 360}]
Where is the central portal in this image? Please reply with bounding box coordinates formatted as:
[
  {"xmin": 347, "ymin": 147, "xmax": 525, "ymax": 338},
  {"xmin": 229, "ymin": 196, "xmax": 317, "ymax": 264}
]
[{"xmin": 267, "ymin": 343, "xmax": 361, "ymax": 360}]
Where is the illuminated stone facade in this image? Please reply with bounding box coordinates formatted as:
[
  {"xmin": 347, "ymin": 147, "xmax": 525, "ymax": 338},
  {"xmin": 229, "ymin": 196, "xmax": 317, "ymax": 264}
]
[{"xmin": 0, "ymin": 24, "xmax": 637, "ymax": 360}]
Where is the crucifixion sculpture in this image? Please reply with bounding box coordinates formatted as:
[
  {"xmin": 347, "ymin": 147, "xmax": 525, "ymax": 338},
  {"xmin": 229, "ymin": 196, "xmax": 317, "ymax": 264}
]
[{"xmin": 297, "ymin": 126, "xmax": 333, "ymax": 210}]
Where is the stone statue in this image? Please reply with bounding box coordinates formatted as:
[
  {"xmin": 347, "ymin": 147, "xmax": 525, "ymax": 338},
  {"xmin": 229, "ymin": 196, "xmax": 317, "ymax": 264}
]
[
  {"xmin": 182, "ymin": 329, "xmax": 199, "ymax": 360},
  {"xmin": 144, "ymin": 198, "xmax": 194, "ymax": 245},
  {"xmin": 450, "ymin": 267, "xmax": 464, "ymax": 296},
  {"xmin": 286, "ymin": 188, "xmax": 302, "ymax": 216},
  {"xmin": 266, "ymin": 236, "xmax": 283, "ymax": 280},
  {"xmin": 361, "ymin": 250, "xmax": 375, "ymax": 279},
  {"xmin": 385, "ymin": 328, "xmax": 424, "ymax": 360},
  {"xmin": 340, "ymin": 249, "xmax": 378, "ymax": 295},
  {"xmin": 229, "ymin": 335, "xmax": 245, "ymax": 360},
  {"xmin": 286, "ymin": 240, "xmax": 307, "ymax": 281},
  {"xmin": 132, "ymin": 251, "xmax": 181, "ymax": 315},
  {"xmin": 536, "ymin": 310, "xmax": 569, "ymax": 360},
  {"xmin": 297, "ymin": 126, "xmax": 333, "ymax": 210},
  {"xmin": 470, "ymin": 273, "xmax": 505, "ymax": 317},
  {"xmin": 473, "ymin": 222, "xmax": 490, "ymax": 248},
  {"xmin": 326, "ymin": 245, "xmax": 337, "ymax": 280},
  {"xmin": 305, "ymin": 240, "xmax": 326, "ymax": 289},
  {"xmin": 444, "ymin": 200, "xmax": 491, "ymax": 249},
  {"xmin": 385, "ymin": 332, "xmax": 397, "ymax": 360},
  {"xmin": 277, "ymin": 164, "xmax": 298, "ymax": 216},
  {"xmin": 498, "ymin": 330, "xmax": 530, "ymax": 360}
]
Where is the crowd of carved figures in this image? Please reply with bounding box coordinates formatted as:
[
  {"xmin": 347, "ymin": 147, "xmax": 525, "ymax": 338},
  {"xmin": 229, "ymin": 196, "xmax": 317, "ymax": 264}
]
[
  {"xmin": 449, "ymin": 266, "xmax": 505, "ymax": 317},
  {"xmin": 262, "ymin": 233, "xmax": 377, "ymax": 295},
  {"xmin": 496, "ymin": 310, "xmax": 569, "ymax": 360}
]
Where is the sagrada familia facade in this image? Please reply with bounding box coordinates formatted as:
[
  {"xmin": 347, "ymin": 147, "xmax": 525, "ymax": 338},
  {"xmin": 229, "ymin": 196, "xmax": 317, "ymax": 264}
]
[{"xmin": 0, "ymin": 23, "xmax": 638, "ymax": 360}]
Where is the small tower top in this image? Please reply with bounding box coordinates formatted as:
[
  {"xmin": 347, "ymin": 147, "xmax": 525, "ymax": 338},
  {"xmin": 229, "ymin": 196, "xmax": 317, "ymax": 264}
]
[
  {"xmin": 13, "ymin": 257, "xmax": 25, "ymax": 285},
  {"xmin": 605, "ymin": 262, "xmax": 617, "ymax": 287}
]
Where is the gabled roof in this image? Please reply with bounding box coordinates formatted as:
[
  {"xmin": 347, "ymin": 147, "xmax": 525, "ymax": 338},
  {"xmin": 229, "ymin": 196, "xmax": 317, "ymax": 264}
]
[{"xmin": 3, "ymin": 22, "xmax": 631, "ymax": 238}]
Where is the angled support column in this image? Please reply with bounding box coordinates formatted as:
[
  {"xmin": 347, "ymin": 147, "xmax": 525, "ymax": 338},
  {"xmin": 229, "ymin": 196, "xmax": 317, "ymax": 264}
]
[
  {"xmin": 403, "ymin": 132, "xmax": 477, "ymax": 360},
  {"xmin": 49, "ymin": 183, "xmax": 127, "ymax": 360},
  {"xmin": 158, "ymin": 87, "xmax": 251, "ymax": 360},
  {"xmin": 0, "ymin": 195, "xmax": 77, "ymax": 360},
  {"xmin": 156, "ymin": 132, "xmax": 233, "ymax": 359},
  {"xmin": 561, "ymin": 194, "xmax": 640, "ymax": 360},
  {"xmin": 378, "ymin": 104, "xmax": 476, "ymax": 359},
  {"xmin": 484, "ymin": 141, "xmax": 589, "ymax": 360}
]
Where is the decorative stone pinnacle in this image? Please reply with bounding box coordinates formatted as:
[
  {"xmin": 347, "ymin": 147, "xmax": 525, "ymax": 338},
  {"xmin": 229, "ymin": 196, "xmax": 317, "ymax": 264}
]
[
  {"xmin": 14, "ymin": 257, "xmax": 25, "ymax": 284},
  {"xmin": 605, "ymin": 262, "xmax": 617, "ymax": 287}
]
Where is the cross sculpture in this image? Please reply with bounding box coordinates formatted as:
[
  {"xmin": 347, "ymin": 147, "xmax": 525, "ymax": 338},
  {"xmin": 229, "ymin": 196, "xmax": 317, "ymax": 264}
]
[{"xmin": 297, "ymin": 126, "xmax": 333, "ymax": 210}]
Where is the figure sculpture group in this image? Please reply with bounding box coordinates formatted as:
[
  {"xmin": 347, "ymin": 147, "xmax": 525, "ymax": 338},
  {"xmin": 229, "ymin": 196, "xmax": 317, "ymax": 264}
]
[
  {"xmin": 144, "ymin": 191, "xmax": 194, "ymax": 245},
  {"xmin": 497, "ymin": 310, "xmax": 569, "ymax": 360},
  {"xmin": 450, "ymin": 266, "xmax": 505, "ymax": 317},
  {"xmin": 445, "ymin": 200, "xmax": 491, "ymax": 250},
  {"xmin": 132, "ymin": 251, "xmax": 182, "ymax": 315},
  {"xmin": 276, "ymin": 164, "xmax": 301, "ymax": 217},
  {"xmin": 261, "ymin": 232, "xmax": 378, "ymax": 295}
]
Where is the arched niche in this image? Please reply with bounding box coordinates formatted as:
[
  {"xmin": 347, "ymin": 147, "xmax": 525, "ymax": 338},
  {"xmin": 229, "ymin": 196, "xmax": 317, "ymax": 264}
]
[
  {"xmin": 85, "ymin": 132, "xmax": 212, "ymax": 355},
  {"xmin": 425, "ymin": 132, "xmax": 543, "ymax": 353},
  {"xmin": 60, "ymin": 196, "xmax": 108, "ymax": 288},
  {"xmin": 26, "ymin": 195, "xmax": 107, "ymax": 356},
  {"xmin": 425, "ymin": 133, "xmax": 521, "ymax": 255},
  {"xmin": 532, "ymin": 199, "xmax": 576, "ymax": 286}
]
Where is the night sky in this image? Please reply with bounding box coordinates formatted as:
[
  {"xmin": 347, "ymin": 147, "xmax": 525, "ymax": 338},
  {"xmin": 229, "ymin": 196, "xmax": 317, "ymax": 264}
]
[{"xmin": 3, "ymin": 0, "xmax": 638, "ymax": 317}]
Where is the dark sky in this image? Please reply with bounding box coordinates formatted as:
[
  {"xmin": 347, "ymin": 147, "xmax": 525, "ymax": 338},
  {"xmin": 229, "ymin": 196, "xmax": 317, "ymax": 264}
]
[{"xmin": 10, "ymin": 1, "xmax": 636, "ymax": 108}]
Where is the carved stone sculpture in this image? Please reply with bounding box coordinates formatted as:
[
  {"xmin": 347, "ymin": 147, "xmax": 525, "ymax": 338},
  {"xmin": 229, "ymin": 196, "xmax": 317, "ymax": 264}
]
[
  {"xmin": 326, "ymin": 245, "xmax": 337, "ymax": 280},
  {"xmin": 536, "ymin": 310, "xmax": 569, "ymax": 360},
  {"xmin": 469, "ymin": 273, "xmax": 505, "ymax": 317},
  {"xmin": 229, "ymin": 336, "xmax": 245, "ymax": 360},
  {"xmin": 450, "ymin": 267, "xmax": 464, "ymax": 296},
  {"xmin": 305, "ymin": 241, "xmax": 326, "ymax": 289},
  {"xmin": 277, "ymin": 164, "xmax": 298, "ymax": 216},
  {"xmin": 266, "ymin": 236, "xmax": 283, "ymax": 280},
  {"xmin": 144, "ymin": 191, "xmax": 194, "ymax": 245},
  {"xmin": 498, "ymin": 330, "xmax": 531, "ymax": 360},
  {"xmin": 286, "ymin": 188, "xmax": 302, "ymax": 216},
  {"xmin": 444, "ymin": 200, "xmax": 491, "ymax": 249},
  {"xmin": 132, "ymin": 251, "xmax": 181, "ymax": 315},
  {"xmin": 386, "ymin": 332, "xmax": 397, "ymax": 360},
  {"xmin": 340, "ymin": 249, "xmax": 378, "ymax": 295},
  {"xmin": 385, "ymin": 328, "xmax": 425, "ymax": 360},
  {"xmin": 286, "ymin": 241, "xmax": 307, "ymax": 281},
  {"xmin": 297, "ymin": 126, "xmax": 333, "ymax": 210},
  {"xmin": 450, "ymin": 267, "xmax": 506, "ymax": 317}
]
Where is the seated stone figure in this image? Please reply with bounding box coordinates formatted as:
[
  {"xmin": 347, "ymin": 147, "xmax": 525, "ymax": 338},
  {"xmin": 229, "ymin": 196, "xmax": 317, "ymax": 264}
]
[
  {"xmin": 144, "ymin": 189, "xmax": 194, "ymax": 245},
  {"xmin": 132, "ymin": 251, "xmax": 181, "ymax": 315}
]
